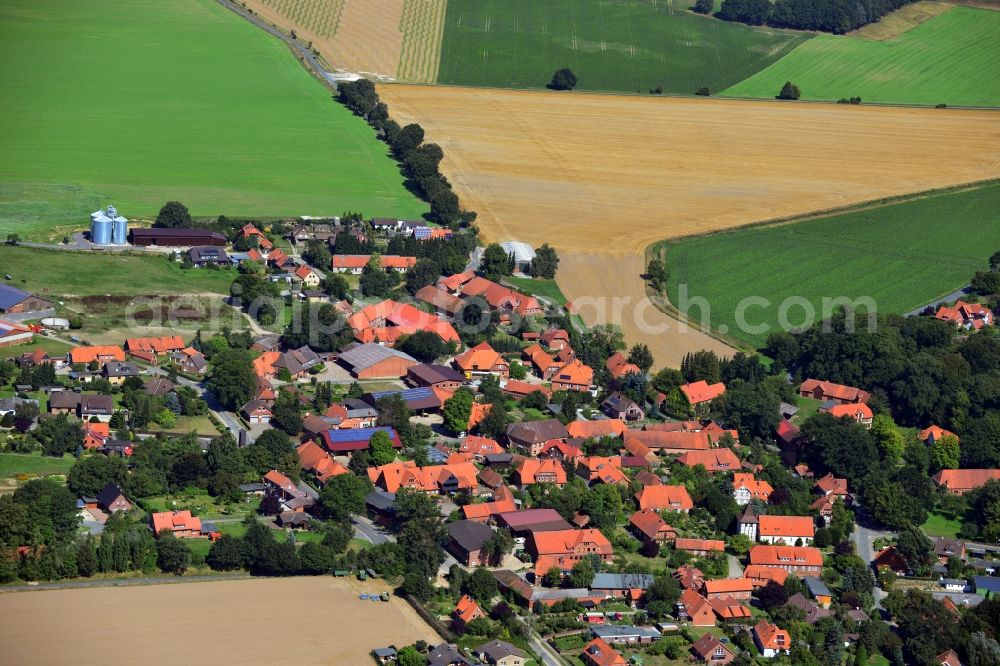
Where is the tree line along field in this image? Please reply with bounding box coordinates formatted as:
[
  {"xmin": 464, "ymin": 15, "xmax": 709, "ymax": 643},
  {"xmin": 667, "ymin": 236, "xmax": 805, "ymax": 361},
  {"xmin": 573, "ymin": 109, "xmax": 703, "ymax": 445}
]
[
  {"xmin": 662, "ymin": 182, "xmax": 1000, "ymax": 348},
  {"xmin": 722, "ymin": 6, "xmax": 1000, "ymax": 107},
  {"xmin": 436, "ymin": 0, "xmax": 812, "ymax": 94},
  {"xmin": 0, "ymin": 0, "xmax": 426, "ymax": 241}
]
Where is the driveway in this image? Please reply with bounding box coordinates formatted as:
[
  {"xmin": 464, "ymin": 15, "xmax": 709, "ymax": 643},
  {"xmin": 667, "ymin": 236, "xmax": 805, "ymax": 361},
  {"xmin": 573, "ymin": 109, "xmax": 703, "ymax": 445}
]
[
  {"xmin": 850, "ymin": 514, "xmax": 896, "ymax": 610},
  {"xmin": 352, "ymin": 516, "xmax": 392, "ymax": 546},
  {"xmin": 727, "ymin": 554, "xmax": 743, "ymax": 578}
]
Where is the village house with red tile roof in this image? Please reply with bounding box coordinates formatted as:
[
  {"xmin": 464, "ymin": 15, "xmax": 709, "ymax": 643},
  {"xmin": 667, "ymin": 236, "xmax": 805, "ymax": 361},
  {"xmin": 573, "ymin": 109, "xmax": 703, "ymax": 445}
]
[
  {"xmin": 933, "ymin": 468, "xmax": 1000, "ymax": 495},
  {"xmin": 919, "ymin": 425, "xmax": 959, "ymax": 444},
  {"xmin": 566, "ymin": 419, "xmax": 626, "ymax": 440},
  {"xmin": 758, "ymin": 515, "xmax": 816, "ymax": 545},
  {"xmin": 749, "ymin": 545, "xmax": 823, "ymax": 575},
  {"xmin": 935, "ymin": 300, "xmax": 993, "ymax": 330},
  {"xmin": 576, "ymin": 456, "xmax": 628, "ymax": 486},
  {"xmin": 459, "ymin": 276, "xmax": 543, "ymax": 321},
  {"xmin": 675, "ymin": 538, "xmax": 725, "ymax": 555},
  {"xmin": 367, "ymin": 460, "xmax": 479, "ymax": 494},
  {"xmin": 330, "ymin": 254, "xmax": 416, "ymax": 273},
  {"xmin": 732, "ymin": 472, "xmax": 773, "ymax": 505},
  {"xmin": 150, "ymin": 510, "xmax": 202, "ymax": 538},
  {"xmin": 512, "ymin": 458, "xmax": 567, "ymax": 488},
  {"xmin": 581, "ymin": 637, "xmax": 627, "ymax": 666},
  {"xmin": 679, "ymin": 380, "xmax": 727, "ymax": 408},
  {"xmin": 799, "ymin": 379, "xmax": 870, "ymax": 404},
  {"xmin": 628, "ymin": 509, "xmax": 677, "ymax": 545},
  {"xmin": 454, "ymin": 341, "xmax": 510, "ymax": 379},
  {"xmin": 675, "ymin": 448, "xmax": 742, "ymax": 473},
  {"xmin": 753, "ymin": 620, "xmax": 791, "ymax": 658},
  {"xmin": 347, "ymin": 299, "xmax": 459, "ymax": 347},
  {"xmin": 634, "ymin": 484, "xmax": 693, "ymax": 512},
  {"xmin": 821, "ymin": 401, "xmax": 873, "ymax": 428},
  {"xmin": 452, "ymin": 594, "xmax": 485, "ymax": 631},
  {"xmin": 605, "ymin": 352, "xmax": 641, "ymax": 379},
  {"xmin": 69, "ymin": 345, "xmax": 126, "ymax": 365},
  {"xmin": 549, "ymin": 359, "xmax": 594, "ymax": 393}
]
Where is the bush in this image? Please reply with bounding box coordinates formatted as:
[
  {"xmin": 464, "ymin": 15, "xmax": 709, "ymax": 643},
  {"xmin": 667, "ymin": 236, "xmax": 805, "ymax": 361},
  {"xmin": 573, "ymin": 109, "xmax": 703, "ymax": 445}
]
[
  {"xmin": 548, "ymin": 68, "xmax": 578, "ymax": 91},
  {"xmin": 777, "ymin": 81, "xmax": 801, "ymax": 100},
  {"xmin": 693, "ymin": 0, "xmax": 715, "ymax": 14},
  {"xmin": 695, "ymin": 87, "xmax": 711, "ymax": 96}
]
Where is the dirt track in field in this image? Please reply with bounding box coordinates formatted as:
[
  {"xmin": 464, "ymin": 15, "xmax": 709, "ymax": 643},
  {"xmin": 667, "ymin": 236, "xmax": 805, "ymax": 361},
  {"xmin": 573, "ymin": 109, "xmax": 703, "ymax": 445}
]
[
  {"xmin": 378, "ymin": 85, "xmax": 1000, "ymax": 366},
  {"xmin": 0, "ymin": 577, "xmax": 438, "ymax": 665}
]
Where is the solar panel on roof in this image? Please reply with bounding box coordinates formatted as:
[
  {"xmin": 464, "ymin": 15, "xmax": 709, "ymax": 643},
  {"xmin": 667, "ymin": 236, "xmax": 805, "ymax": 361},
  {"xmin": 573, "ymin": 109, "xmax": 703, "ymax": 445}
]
[
  {"xmin": 0, "ymin": 284, "xmax": 30, "ymax": 310},
  {"xmin": 369, "ymin": 386, "xmax": 434, "ymax": 401},
  {"xmin": 321, "ymin": 426, "xmax": 397, "ymax": 443}
]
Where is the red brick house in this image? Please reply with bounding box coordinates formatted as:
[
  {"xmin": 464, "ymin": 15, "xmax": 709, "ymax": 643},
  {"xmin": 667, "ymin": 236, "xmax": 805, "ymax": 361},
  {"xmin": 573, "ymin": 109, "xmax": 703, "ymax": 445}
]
[
  {"xmin": 151, "ymin": 510, "xmax": 202, "ymax": 538},
  {"xmin": 628, "ymin": 509, "xmax": 677, "ymax": 545}
]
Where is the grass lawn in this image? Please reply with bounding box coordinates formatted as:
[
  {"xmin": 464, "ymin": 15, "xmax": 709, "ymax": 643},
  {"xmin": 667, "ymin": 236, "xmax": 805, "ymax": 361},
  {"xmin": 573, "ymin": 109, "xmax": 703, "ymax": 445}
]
[
  {"xmin": 662, "ymin": 182, "xmax": 1000, "ymax": 347},
  {"xmin": 1, "ymin": 247, "xmax": 236, "ymax": 296},
  {"xmin": 922, "ymin": 512, "xmax": 962, "ymax": 539},
  {"xmin": 0, "ymin": 0, "xmax": 426, "ymax": 241},
  {"xmin": 793, "ymin": 396, "xmax": 823, "ymax": 423},
  {"xmin": 722, "ymin": 7, "xmax": 1000, "ymax": 106},
  {"xmin": 506, "ymin": 276, "xmax": 568, "ymax": 308},
  {"xmin": 140, "ymin": 491, "xmax": 261, "ymax": 521},
  {"xmin": 868, "ymin": 655, "xmax": 891, "ymax": 666},
  {"xmin": 144, "ymin": 415, "xmax": 222, "ymax": 438},
  {"xmin": 437, "ymin": 0, "xmax": 811, "ymax": 95},
  {"xmin": 348, "ymin": 537, "xmax": 373, "ymax": 551},
  {"xmin": 0, "ymin": 338, "xmax": 71, "ymax": 361},
  {"xmin": 0, "ymin": 451, "xmax": 75, "ymax": 485}
]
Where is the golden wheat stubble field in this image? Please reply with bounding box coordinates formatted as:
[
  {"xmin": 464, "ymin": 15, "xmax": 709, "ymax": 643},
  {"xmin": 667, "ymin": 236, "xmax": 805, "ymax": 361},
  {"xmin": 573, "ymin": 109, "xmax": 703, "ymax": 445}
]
[
  {"xmin": 0, "ymin": 577, "xmax": 438, "ymax": 665},
  {"xmin": 379, "ymin": 85, "xmax": 1000, "ymax": 367},
  {"xmin": 244, "ymin": 0, "xmax": 445, "ymax": 81}
]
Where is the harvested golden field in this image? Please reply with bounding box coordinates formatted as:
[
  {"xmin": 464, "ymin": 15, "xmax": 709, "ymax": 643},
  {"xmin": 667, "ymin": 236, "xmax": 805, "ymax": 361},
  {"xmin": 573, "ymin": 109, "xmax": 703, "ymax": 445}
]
[
  {"xmin": 245, "ymin": 0, "xmax": 446, "ymax": 81},
  {"xmin": 0, "ymin": 577, "xmax": 438, "ymax": 665},
  {"xmin": 379, "ymin": 85, "xmax": 1000, "ymax": 365}
]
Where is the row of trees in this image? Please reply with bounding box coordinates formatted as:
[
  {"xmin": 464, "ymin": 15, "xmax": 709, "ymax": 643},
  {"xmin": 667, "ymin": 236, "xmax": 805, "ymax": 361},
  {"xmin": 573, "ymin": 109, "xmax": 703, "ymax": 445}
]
[
  {"xmin": 337, "ymin": 79, "xmax": 476, "ymax": 227},
  {"xmin": 719, "ymin": 0, "xmax": 917, "ymax": 33}
]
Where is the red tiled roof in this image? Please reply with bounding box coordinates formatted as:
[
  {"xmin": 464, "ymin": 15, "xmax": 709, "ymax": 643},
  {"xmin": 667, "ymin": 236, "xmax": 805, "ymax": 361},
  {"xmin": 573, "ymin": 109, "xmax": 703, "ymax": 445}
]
[
  {"xmin": 758, "ymin": 515, "xmax": 815, "ymax": 539},
  {"xmin": 800, "ymin": 379, "xmax": 870, "ymax": 403},
  {"xmin": 919, "ymin": 425, "xmax": 958, "ymax": 443},
  {"xmin": 454, "ymin": 594, "xmax": 484, "ymax": 624},
  {"xmin": 126, "ymin": 336, "xmax": 185, "ymax": 354},
  {"xmin": 515, "ymin": 458, "xmax": 568, "ymax": 486},
  {"xmin": 754, "ymin": 620, "xmax": 790, "ymax": 651},
  {"xmin": 675, "ymin": 538, "xmax": 725, "ymax": 553},
  {"xmin": 454, "ymin": 342, "xmax": 507, "ymax": 374},
  {"xmin": 675, "ymin": 448, "xmax": 741, "ymax": 472},
  {"xmin": 680, "ymin": 380, "xmax": 726, "ymax": 405},
  {"xmin": 634, "ymin": 485, "xmax": 693, "ymax": 511},
  {"xmin": 625, "ymin": 430, "xmax": 712, "ymax": 451},
  {"xmin": 566, "ymin": 419, "xmax": 626, "ymax": 439},
  {"xmin": 530, "ymin": 528, "xmax": 613, "ymax": 557},
  {"xmin": 749, "ymin": 545, "xmax": 823, "ymax": 568},
  {"xmin": 69, "ymin": 345, "xmax": 126, "ymax": 364},
  {"xmin": 933, "ymin": 468, "xmax": 1000, "ymax": 492}
]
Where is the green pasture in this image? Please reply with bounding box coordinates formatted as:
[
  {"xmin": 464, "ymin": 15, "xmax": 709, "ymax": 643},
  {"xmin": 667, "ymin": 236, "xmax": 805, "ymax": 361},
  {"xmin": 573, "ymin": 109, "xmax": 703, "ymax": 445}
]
[
  {"xmin": 437, "ymin": 0, "xmax": 811, "ymax": 95},
  {"xmin": 722, "ymin": 7, "xmax": 1000, "ymax": 106},
  {"xmin": 662, "ymin": 183, "xmax": 1000, "ymax": 347},
  {"xmin": 0, "ymin": 0, "xmax": 425, "ymax": 241}
]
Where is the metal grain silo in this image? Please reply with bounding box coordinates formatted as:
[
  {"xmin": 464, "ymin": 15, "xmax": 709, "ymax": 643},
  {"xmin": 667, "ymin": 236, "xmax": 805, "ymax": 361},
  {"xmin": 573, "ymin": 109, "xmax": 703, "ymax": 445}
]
[
  {"xmin": 112, "ymin": 216, "xmax": 128, "ymax": 245},
  {"xmin": 91, "ymin": 218, "xmax": 112, "ymax": 245}
]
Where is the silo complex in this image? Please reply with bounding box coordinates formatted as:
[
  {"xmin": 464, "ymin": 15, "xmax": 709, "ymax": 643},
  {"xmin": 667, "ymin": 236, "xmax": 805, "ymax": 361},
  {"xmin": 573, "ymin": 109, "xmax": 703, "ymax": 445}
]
[{"xmin": 90, "ymin": 205, "xmax": 128, "ymax": 245}]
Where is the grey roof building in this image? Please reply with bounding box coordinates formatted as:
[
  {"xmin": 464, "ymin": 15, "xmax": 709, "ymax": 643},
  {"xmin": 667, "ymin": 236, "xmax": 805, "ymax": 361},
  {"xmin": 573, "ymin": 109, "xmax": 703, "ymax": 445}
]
[{"xmin": 591, "ymin": 573, "xmax": 655, "ymax": 591}]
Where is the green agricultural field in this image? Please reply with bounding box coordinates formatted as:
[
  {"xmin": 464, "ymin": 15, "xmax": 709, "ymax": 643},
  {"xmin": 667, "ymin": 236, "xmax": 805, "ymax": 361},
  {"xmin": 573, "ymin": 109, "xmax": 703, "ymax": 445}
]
[
  {"xmin": 0, "ymin": 247, "xmax": 235, "ymax": 297},
  {"xmin": 663, "ymin": 182, "xmax": 1000, "ymax": 348},
  {"xmin": 437, "ymin": 0, "xmax": 811, "ymax": 94},
  {"xmin": 0, "ymin": 452, "xmax": 76, "ymax": 485},
  {"xmin": 0, "ymin": 0, "xmax": 426, "ymax": 241},
  {"xmin": 722, "ymin": 7, "xmax": 1000, "ymax": 106}
]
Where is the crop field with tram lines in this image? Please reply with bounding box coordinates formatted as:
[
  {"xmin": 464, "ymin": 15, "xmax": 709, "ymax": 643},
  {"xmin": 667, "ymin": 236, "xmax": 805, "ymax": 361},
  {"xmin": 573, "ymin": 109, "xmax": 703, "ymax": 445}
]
[{"xmin": 378, "ymin": 84, "xmax": 1000, "ymax": 366}]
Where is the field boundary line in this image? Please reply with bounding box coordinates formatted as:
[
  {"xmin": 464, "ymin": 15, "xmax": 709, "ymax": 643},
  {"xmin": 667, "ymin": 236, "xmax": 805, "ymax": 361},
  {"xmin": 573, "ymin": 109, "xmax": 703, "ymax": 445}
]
[
  {"xmin": 648, "ymin": 177, "xmax": 1000, "ymax": 247},
  {"xmin": 378, "ymin": 80, "xmax": 1000, "ymax": 110},
  {"xmin": 643, "ymin": 177, "xmax": 1000, "ymax": 350}
]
